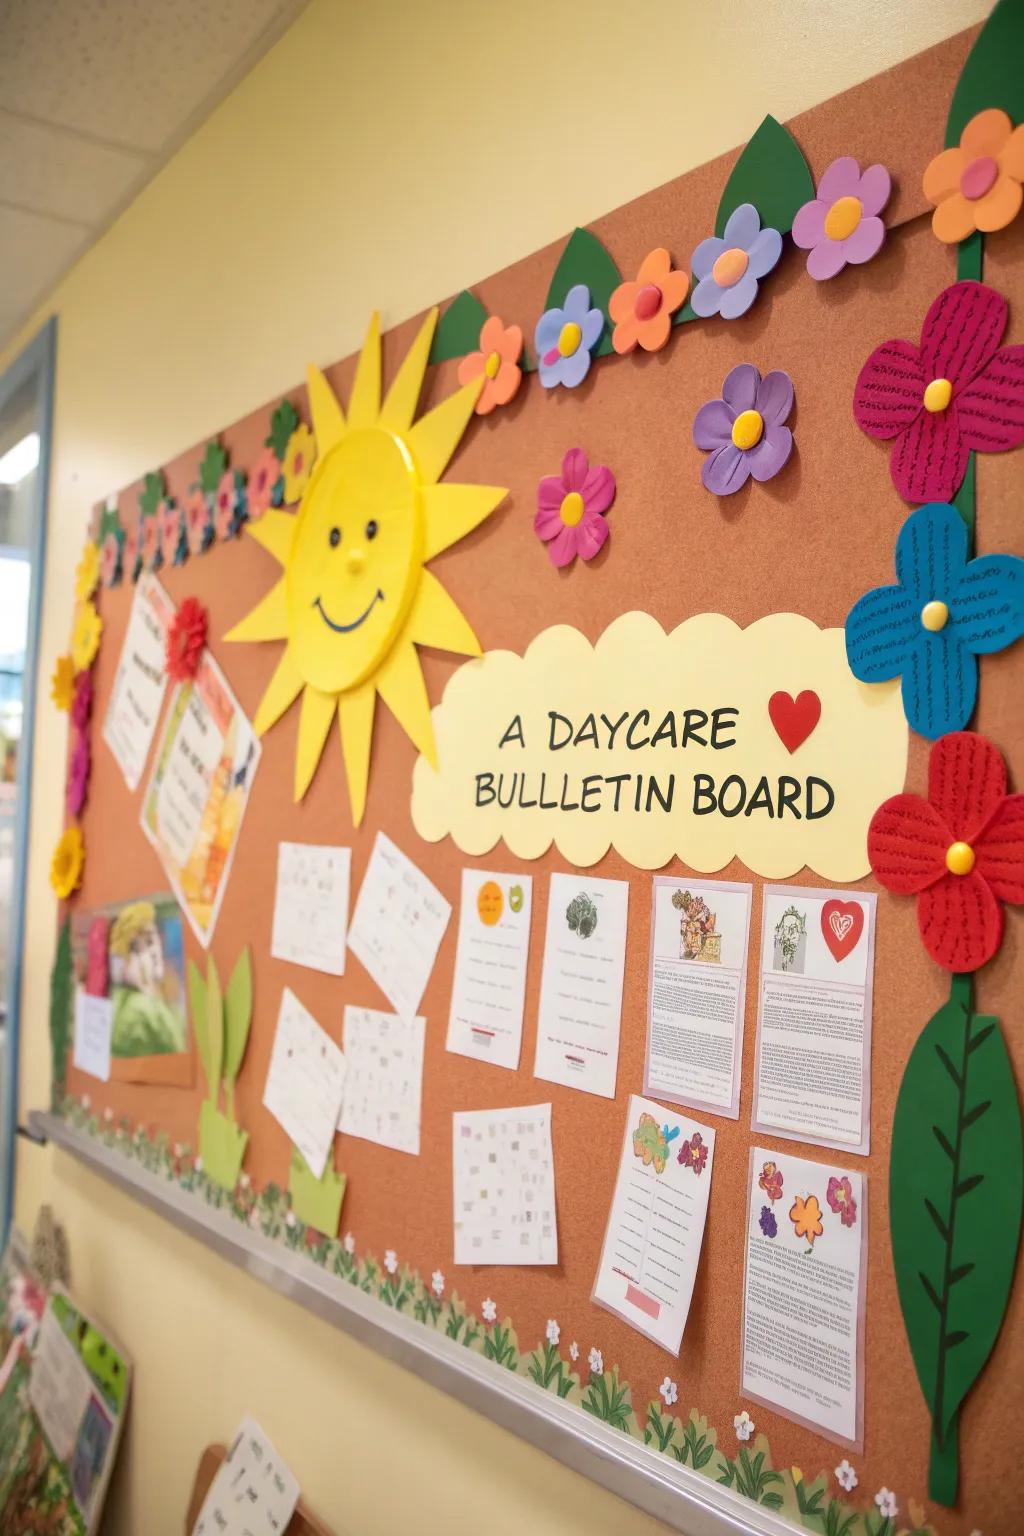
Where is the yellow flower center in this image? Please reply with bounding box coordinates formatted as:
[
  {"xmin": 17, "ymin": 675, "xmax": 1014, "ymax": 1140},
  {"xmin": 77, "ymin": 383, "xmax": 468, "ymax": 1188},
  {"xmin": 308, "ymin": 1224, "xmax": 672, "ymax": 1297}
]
[
  {"xmin": 559, "ymin": 491, "xmax": 585, "ymax": 526},
  {"xmin": 731, "ymin": 409, "xmax": 764, "ymax": 451},
  {"xmin": 924, "ymin": 377, "xmax": 953, "ymax": 413},
  {"xmin": 824, "ymin": 195, "xmax": 863, "ymax": 241},
  {"xmin": 484, "ymin": 350, "xmax": 501, "ymax": 379},
  {"xmin": 557, "ymin": 322, "xmax": 582, "ymax": 357},
  {"xmin": 945, "ymin": 841, "xmax": 975, "ymax": 876},
  {"xmin": 921, "ymin": 600, "xmax": 949, "ymax": 632},
  {"xmin": 712, "ymin": 247, "xmax": 749, "ymax": 287}
]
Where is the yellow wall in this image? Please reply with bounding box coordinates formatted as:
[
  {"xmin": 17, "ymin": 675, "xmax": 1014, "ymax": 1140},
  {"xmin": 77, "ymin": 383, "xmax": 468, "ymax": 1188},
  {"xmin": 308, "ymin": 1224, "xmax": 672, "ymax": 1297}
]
[{"xmin": 2, "ymin": 1, "xmax": 988, "ymax": 1529}]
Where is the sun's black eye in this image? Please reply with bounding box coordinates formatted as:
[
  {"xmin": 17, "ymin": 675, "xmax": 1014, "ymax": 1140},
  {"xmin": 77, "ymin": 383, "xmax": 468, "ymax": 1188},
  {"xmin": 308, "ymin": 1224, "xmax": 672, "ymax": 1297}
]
[
  {"xmin": 365, "ymin": 519, "xmax": 378, "ymax": 540},
  {"xmin": 329, "ymin": 527, "xmax": 341, "ymax": 548}
]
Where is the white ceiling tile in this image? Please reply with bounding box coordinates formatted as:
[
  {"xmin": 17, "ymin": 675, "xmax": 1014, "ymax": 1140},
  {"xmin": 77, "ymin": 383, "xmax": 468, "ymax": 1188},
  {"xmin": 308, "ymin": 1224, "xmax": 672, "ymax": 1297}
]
[
  {"xmin": 0, "ymin": 112, "xmax": 148, "ymax": 226},
  {"xmin": 0, "ymin": 204, "xmax": 88, "ymax": 351}
]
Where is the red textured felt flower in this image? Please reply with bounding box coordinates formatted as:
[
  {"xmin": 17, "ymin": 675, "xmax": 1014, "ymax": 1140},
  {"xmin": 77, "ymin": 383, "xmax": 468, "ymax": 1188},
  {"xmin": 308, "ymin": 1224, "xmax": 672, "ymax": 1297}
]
[
  {"xmin": 868, "ymin": 732, "xmax": 1024, "ymax": 972},
  {"xmin": 165, "ymin": 597, "xmax": 208, "ymax": 682},
  {"xmin": 853, "ymin": 281, "xmax": 1024, "ymax": 504}
]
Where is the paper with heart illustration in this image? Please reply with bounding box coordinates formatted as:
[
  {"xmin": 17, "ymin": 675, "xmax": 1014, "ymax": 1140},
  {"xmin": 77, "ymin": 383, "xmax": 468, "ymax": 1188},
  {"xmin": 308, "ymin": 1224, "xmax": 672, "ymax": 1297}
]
[{"xmin": 751, "ymin": 886, "xmax": 876, "ymax": 1155}]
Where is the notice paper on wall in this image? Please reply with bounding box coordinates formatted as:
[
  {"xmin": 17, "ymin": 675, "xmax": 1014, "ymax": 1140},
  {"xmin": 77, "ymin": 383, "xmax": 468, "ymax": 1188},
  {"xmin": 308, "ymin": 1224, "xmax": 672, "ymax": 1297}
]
[
  {"xmin": 102, "ymin": 573, "xmax": 175, "ymax": 792},
  {"xmin": 752, "ymin": 887, "xmax": 876, "ymax": 1154},
  {"xmin": 29, "ymin": 1302, "xmax": 93, "ymax": 1462},
  {"xmin": 593, "ymin": 1094, "xmax": 715, "ymax": 1354},
  {"xmin": 262, "ymin": 989, "xmax": 346, "ymax": 1179},
  {"xmin": 191, "ymin": 1415, "xmax": 299, "ymax": 1536},
  {"xmin": 534, "ymin": 872, "xmax": 629, "ymax": 1098},
  {"xmin": 644, "ymin": 876, "xmax": 752, "ymax": 1118},
  {"xmin": 742, "ymin": 1146, "xmax": 865, "ymax": 1447},
  {"xmin": 347, "ymin": 831, "xmax": 451, "ymax": 1020},
  {"xmin": 339, "ymin": 1006, "xmax": 425, "ymax": 1156},
  {"xmin": 72, "ymin": 988, "xmax": 113, "ymax": 1082},
  {"xmin": 452, "ymin": 1103, "xmax": 557, "ymax": 1266},
  {"xmin": 446, "ymin": 869, "xmax": 532, "ymax": 1071},
  {"xmin": 271, "ymin": 842, "xmax": 351, "ymax": 976}
]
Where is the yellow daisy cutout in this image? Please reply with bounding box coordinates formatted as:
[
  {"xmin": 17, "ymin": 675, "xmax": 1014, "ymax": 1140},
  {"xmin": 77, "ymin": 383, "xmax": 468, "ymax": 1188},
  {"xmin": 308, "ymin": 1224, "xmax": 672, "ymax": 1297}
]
[
  {"xmin": 227, "ymin": 309, "xmax": 506, "ymax": 823},
  {"xmin": 50, "ymin": 654, "xmax": 75, "ymax": 711},
  {"xmin": 50, "ymin": 826, "xmax": 84, "ymax": 899},
  {"xmin": 75, "ymin": 540, "xmax": 100, "ymax": 601},
  {"xmin": 71, "ymin": 600, "xmax": 103, "ymax": 673}
]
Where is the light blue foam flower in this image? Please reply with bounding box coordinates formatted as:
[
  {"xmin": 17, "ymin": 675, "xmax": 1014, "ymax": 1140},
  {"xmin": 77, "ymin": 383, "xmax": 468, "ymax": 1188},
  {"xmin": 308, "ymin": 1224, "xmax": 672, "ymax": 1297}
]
[
  {"xmin": 690, "ymin": 204, "xmax": 782, "ymax": 320},
  {"xmin": 534, "ymin": 284, "xmax": 604, "ymax": 389}
]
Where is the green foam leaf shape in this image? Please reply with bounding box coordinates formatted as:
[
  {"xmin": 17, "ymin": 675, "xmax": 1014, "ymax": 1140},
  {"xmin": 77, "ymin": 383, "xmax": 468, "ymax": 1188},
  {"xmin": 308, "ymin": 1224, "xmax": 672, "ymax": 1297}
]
[
  {"xmin": 289, "ymin": 1150, "xmax": 346, "ymax": 1236},
  {"xmin": 98, "ymin": 504, "xmax": 121, "ymax": 544},
  {"xmin": 543, "ymin": 228, "xmax": 621, "ymax": 359},
  {"xmin": 429, "ymin": 291, "xmax": 489, "ymax": 365},
  {"xmin": 946, "ymin": 0, "xmax": 1024, "ymax": 147},
  {"xmin": 199, "ymin": 1102, "xmax": 248, "ymax": 1192},
  {"xmin": 138, "ymin": 470, "xmax": 165, "ymax": 518},
  {"xmin": 222, "ymin": 947, "xmax": 252, "ymax": 1090},
  {"xmin": 890, "ymin": 973, "xmax": 1023, "ymax": 1506},
  {"xmin": 714, "ymin": 114, "xmax": 814, "ymax": 237},
  {"xmin": 265, "ymin": 400, "xmax": 300, "ymax": 461},
  {"xmin": 198, "ymin": 441, "xmax": 227, "ymax": 496},
  {"xmin": 49, "ymin": 917, "xmax": 73, "ymax": 1107}
]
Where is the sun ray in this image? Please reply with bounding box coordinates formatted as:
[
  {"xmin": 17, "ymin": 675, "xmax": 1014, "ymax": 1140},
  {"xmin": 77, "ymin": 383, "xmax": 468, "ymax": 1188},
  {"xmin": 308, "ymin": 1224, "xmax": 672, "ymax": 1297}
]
[
  {"xmin": 294, "ymin": 683, "xmax": 337, "ymax": 800},
  {"xmin": 378, "ymin": 308, "xmax": 438, "ymax": 436},
  {"xmin": 338, "ymin": 681, "xmax": 375, "ymax": 826},
  {"xmin": 375, "ymin": 641, "xmax": 437, "ymax": 767},
  {"xmin": 405, "ymin": 569, "xmax": 480, "ymax": 657},
  {"xmin": 407, "ymin": 377, "xmax": 483, "ymax": 486},
  {"xmin": 421, "ymin": 482, "xmax": 506, "ymax": 561},
  {"xmin": 224, "ymin": 578, "xmax": 289, "ymax": 643},
  {"xmin": 253, "ymin": 646, "xmax": 305, "ymax": 736},
  {"xmin": 246, "ymin": 509, "xmax": 297, "ymax": 567},
  {"xmin": 348, "ymin": 312, "xmax": 381, "ymax": 430},
  {"xmin": 306, "ymin": 363, "xmax": 346, "ymax": 454}
]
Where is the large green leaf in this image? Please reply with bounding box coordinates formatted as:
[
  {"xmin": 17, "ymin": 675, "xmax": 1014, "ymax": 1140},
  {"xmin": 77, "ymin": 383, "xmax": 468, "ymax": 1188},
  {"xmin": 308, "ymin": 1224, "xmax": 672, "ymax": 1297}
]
[
  {"xmin": 138, "ymin": 471, "xmax": 165, "ymax": 517},
  {"xmin": 890, "ymin": 974, "xmax": 1023, "ymax": 1506},
  {"xmin": 429, "ymin": 290, "xmax": 489, "ymax": 364},
  {"xmin": 222, "ymin": 947, "xmax": 252, "ymax": 1089},
  {"xmin": 186, "ymin": 959, "xmax": 210, "ymax": 1092},
  {"xmin": 543, "ymin": 228, "xmax": 622, "ymax": 358},
  {"xmin": 946, "ymin": 0, "xmax": 1024, "ymax": 147},
  {"xmin": 205, "ymin": 955, "xmax": 224, "ymax": 1093},
  {"xmin": 49, "ymin": 918, "xmax": 73, "ymax": 1107},
  {"xmin": 715, "ymin": 114, "xmax": 814, "ymax": 237}
]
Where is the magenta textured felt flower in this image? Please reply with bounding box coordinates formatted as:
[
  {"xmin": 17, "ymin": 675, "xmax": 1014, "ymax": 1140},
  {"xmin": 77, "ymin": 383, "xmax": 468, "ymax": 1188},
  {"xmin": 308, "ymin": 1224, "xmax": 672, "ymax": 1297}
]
[
  {"xmin": 66, "ymin": 729, "xmax": 91, "ymax": 819},
  {"xmin": 70, "ymin": 668, "xmax": 93, "ymax": 731},
  {"xmin": 215, "ymin": 471, "xmax": 238, "ymax": 540},
  {"xmin": 535, "ymin": 449, "xmax": 616, "ymax": 568},
  {"xmin": 693, "ymin": 364, "xmax": 794, "ymax": 496},
  {"xmin": 792, "ymin": 157, "xmax": 891, "ymax": 280}
]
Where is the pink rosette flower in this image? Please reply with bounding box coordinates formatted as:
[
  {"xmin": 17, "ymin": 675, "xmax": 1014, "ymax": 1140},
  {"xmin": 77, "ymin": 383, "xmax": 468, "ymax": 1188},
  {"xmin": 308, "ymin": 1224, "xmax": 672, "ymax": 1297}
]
[
  {"xmin": 185, "ymin": 488, "xmax": 213, "ymax": 556},
  {"xmin": 86, "ymin": 917, "xmax": 110, "ymax": 997},
  {"xmin": 792, "ymin": 158, "xmax": 892, "ymax": 280},
  {"xmin": 158, "ymin": 499, "xmax": 184, "ymax": 566},
  {"xmin": 140, "ymin": 513, "xmax": 161, "ymax": 571},
  {"xmin": 215, "ymin": 470, "xmax": 238, "ymax": 540},
  {"xmin": 247, "ymin": 447, "xmax": 280, "ymax": 520},
  {"xmin": 66, "ymin": 729, "xmax": 91, "ymax": 818},
  {"xmin": 535, "ymin": 448, "xmax": 616, "ymax": 568},
  {"xmin": 70, "ymin": 668, "xmax": 92, "ymax": 731},
  {"xmin": 99, "ymin": 531, "xmax": 121, "ymax": 587}
]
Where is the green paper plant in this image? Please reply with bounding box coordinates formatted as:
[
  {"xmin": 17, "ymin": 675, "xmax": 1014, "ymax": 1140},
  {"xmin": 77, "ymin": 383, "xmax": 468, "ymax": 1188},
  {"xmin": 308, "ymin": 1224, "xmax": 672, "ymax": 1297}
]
[
  {"xmin": 197, "ymin": 440, "xmax": 228, "ymax": 496},
  {"xmin": 186, "ymin": 948, "xmax": 252, "ymax": 1193},
  {"xmin": 48, "ymin": 917, "xmax": 73, "ymax": 1109},
  {"xmin": 138, "ymin": 469, "xmax": 165, "ymax": 518},
  {"xmin": 265, "ymin": 399, "xmax": 300, "ymax": 461},
  {"xmin": 288, "ymin": 1149, "xmax": 346, "ymax": 1237}
]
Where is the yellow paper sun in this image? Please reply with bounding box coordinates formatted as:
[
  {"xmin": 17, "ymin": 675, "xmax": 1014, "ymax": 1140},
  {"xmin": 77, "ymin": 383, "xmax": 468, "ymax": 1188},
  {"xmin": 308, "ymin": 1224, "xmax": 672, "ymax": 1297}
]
[{"xmin": 226, "ymin": 309, "xmax": 506, "ymax": 823}]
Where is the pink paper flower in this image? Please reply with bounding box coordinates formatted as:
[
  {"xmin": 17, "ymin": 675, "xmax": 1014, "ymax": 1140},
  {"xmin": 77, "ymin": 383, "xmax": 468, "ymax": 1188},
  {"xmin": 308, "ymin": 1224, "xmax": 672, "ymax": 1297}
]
[
  {"xmin": 247, "ymin": 447, "xmax": 280, "ymax": 520},
  {"xmin": 86, "ymin": 917, "xmax": 110, "ymax": 997},
  {"xmin": 215, "ymin": 471, "xmax": 238, "ymax": 540},
  {"xmin": 185, "ymin": 488, "xmax": 213, "ymax": 556},
  {"xmin": 140, "ymin": 513, "xmax": 161, "ymax": 571},
  {"xmin": 70, "ymin": 668, "xmax": 92, "ymax": 731},
  {"xmin": 66, "ymin": 728, "xmax": 91, "ymax": 818},
  {"xmin": 100, "ymin": 531, "xmax": 121, "ymax": 588},
  {"xmin": 535, "ymin": 448, "xmax": 615, "ymax": 568},
  {"xmin": 158, "ymin": 499, "xmax": 184, "ymax": 566},
  {"xmin": 792, "ymin": 157, "xmax": 891, "ymax": 280},
  {"xmin": 826, "ymin": 1175, "xmax": 858, "ymax": 1228},
  {"xmin": 122, "ymin": 521, "xmax": 140, "ymax": 582}
]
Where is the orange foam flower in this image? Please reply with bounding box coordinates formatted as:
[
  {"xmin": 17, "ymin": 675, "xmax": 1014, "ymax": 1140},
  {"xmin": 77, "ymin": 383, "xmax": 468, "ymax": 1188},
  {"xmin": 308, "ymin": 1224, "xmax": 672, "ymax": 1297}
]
[
  {"xmin": 457, "ymin": 316, "xmax": 523, "ymax": 416},
  {"xmin": 609, "ymin": 249, "xmax": 689, "ymax": 355},
  {"xmin": 923, "ymin": 108, "xmax": 1024, "ymax": 243}
]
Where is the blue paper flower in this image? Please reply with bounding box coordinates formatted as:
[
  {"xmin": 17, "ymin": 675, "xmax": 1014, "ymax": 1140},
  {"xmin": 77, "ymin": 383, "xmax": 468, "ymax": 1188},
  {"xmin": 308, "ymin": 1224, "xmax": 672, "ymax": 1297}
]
[
  {"xmin": 690, "ymin": 204, "xmax": 783, "ymax": 320},
  {"xmin": 534, "ymin": 284, "xmax": 604, "ymax": 389},
  {"xmin": 845, "ymin": 501, "xmax": 1024, "ymax": 739}
]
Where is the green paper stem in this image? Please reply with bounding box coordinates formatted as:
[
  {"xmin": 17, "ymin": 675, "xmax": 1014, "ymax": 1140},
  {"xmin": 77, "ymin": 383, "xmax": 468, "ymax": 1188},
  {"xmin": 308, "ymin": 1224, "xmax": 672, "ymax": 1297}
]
[
  {"xmin": 952, "ymin": 231, "xmax": 982, "ymax": 552},
  {"xmin": 929, "ymin": 1410, "xmax": 959, "ymax": 1510},
  {"xmin": 49, "ymin": 917, "xmax": 73, "ymax": 1109}
]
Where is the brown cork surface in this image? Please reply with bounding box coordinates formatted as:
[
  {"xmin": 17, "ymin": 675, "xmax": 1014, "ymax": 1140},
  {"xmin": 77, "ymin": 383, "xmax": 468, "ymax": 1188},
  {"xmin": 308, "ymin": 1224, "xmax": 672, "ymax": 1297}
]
[{"xmin": 65, "ymin": 27, "xmax": 1022, "ymax": 1534}]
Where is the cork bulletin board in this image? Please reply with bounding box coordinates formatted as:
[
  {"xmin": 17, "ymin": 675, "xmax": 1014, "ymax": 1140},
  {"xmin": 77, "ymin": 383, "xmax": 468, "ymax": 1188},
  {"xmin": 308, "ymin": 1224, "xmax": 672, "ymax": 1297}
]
[{"xmin": 44, "ymin": 18, "xmax": 1024, "ymax": 1536}]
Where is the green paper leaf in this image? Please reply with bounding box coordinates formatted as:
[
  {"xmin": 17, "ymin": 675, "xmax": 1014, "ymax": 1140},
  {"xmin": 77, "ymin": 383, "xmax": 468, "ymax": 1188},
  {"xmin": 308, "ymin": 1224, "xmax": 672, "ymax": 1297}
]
[
  {"xmin": 222, "ymin": 948, "xmax": 252, "ymax": 1089},
  {"xmin": 289, "ymin": 1150, "xmax": 346, "ymax": 1236},
  {"xmin": 205, "ymin": 955, "xmax": 224, "ymax": 1098},
  {"xmin": 946, "ymin": 0, "xmax": 1024, "ymax": 147},
  {"xmin": 138, "ymin": 471, "xmax": 165, "ymax": 518},
  {"xmin": 543, "ymin": 227, "xmax": 622, "ymax": 358},
  {"xmin": 49, "ymin": 918, "xmax": 73, "ymax": 1106},
  {"xmin": 265, "ymin": 400, "xmax": 300, "ymax": 461},
  {"xmin": 187, "ymin": 959, "xmax": 210, "ymax": 1092},
  {"xmin": 429, "ymin": 290, "xmax": 489, "ymax": 364},
  {"xmin": 715, "ymin": 114, "xmax": 814, "ymax": 237},
  {"xmin": 98, "ymin": 504, "xmax": 121, "ymax": 544},
  {"xmin": 199, "ymin": 1102, "xmax": 249, "ymax": 1192},
  {"xmin": 198, "ymin": 441, "xmax": 227, "ymax": 495},
  {"xmin": 890, "ymin": 974, "xmax": 1023, "ymax": 1506}
]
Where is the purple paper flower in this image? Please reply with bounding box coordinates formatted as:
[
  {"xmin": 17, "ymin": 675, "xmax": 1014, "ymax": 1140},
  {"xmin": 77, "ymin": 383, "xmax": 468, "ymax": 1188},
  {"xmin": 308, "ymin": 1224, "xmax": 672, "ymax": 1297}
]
[
  {"xmin": 792, "ymin": 157, "xmax": 891, "ymax": 281},
  {"xmin": 535, "ymin": 448, "xmax": 616, "ymax": 567},
  {"xmin": 70, "ymin": 668, "xmax": 93, "ymax": 731},
  {"xmin": 66, "ymin": 729, "xmax": 91, "ymax": 819},
  {"xmin": 690, "ymin": 204, "xmax": 782, "ymax": 320},
  {"xmin": 759, "ymin": 1206, "xmax": 778, "ymax": 1239},
  {"xmin": 693, "ymin": 364, "xmax": 794, "ymax": 496},
  {"xmin": 535, "ymin": 284, "xmax": 604, "ymax": 389}
]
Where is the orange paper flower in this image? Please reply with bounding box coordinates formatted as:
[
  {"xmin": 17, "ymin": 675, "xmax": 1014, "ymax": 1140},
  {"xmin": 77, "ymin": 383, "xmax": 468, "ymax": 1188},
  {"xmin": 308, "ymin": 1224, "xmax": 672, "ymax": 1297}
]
[
  {"xmin": 609, "ymin": 249, "xmax": 689, "ymax": 355},
  {"xmin": 923, "ymin": 108, "xmax": 1024, "ymax": 243},
  {"xmin": 789, "ymin": 1193, "xmax": 824, "ymax": 1250},
  {"xmin": 457, "ymin": 316, "xmax": 523, "ymax": 416}
]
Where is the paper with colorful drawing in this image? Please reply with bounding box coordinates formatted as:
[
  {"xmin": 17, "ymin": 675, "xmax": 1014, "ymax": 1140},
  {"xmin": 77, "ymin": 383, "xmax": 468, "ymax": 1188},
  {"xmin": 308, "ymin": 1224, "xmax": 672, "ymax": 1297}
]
[
  {"xmin": 101, "ymin": 573, "xmax": 175, "ymax": 791},
  {"xmin": 452, "ymin": 1104, "xmax": 557, "ymax": 1266},
  {"xmin": 446, "ymin": 870, "xmax": 532, "ymax": 1071},
  {"xmin": 533, "ymin": 872, "xmax": 628, "ymax": 1099}
]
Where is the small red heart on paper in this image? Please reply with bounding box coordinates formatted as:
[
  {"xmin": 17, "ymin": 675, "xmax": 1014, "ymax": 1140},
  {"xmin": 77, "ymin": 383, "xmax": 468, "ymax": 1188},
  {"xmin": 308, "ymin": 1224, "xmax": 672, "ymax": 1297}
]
[
  {"xmin": 821, "ymin": 899, "xmax": 864, "ymax": 962},
  {"xmin": 768, "ymin": 691, "xmax": 821, "ymax": 753}
]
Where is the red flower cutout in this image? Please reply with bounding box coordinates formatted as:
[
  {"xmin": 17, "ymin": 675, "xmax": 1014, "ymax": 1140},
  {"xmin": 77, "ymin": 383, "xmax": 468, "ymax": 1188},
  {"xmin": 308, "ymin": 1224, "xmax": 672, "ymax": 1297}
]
[
  {"xmin": 868, "ymin": 732, "xmax": 1024, "ymax": 972},
  {"xmin": 853, "ymin": 281, "xmax": 1024, "ymax": 504},
  {"xmin": 165, "ymin": 597, "xmax": 208, "ymax": 683},
  {"xmin": 826, "ymin": 1174, "xmax": 857, "ymax": 1229},
  {"xmin": 678, "ymin": 1132, "xmax": 708, "ymax": 1176}
]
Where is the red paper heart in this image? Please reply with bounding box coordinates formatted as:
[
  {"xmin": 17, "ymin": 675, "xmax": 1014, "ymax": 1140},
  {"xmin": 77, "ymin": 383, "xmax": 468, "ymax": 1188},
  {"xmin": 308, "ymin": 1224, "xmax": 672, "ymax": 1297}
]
[
  {"xmin": 821, "ymin": 899, "xmax": 864, "ymax": 962},
  {"xmin": 768, "ymin": 690, "xmax": 821, "ymax": 753}
]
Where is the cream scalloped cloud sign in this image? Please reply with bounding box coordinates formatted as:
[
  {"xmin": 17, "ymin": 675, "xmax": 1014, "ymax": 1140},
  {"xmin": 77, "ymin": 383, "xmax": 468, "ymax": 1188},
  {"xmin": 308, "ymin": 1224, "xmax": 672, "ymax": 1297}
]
[{"xmin": 411, "ymin": 612, "xmax": 907, "ymax": 879}]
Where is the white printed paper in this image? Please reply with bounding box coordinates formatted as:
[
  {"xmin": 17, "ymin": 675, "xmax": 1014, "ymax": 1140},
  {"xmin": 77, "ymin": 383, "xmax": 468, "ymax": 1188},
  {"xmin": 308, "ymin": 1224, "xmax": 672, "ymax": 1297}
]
[
  {"xmin": 533, "ymin": 872, "xmax": 628, "ymax": 1098},
  {"xmin": 339, "ymin": 1006, "xmax": 425, "ymax": 1156},
  {"xmin": 446, "ymin": 870, "xmax": 532, "ymax": 1071},
  {"xmin": 452, "ymin": 1104, "xmax": 557, "ymax": 1265},
  {"xmin": 262, "ymin": 989, "xmax": 346, "ymax": 1178},
  {"xmin": 753, "ymin": 888, "xmax": 876, "ymax": 1153},
  {"xmin": 347, "ymin": 832, "xmax": 451, "ymax": 1020},
  {"xmin": 191, "ymin": 1415, "xmax": 299, "ymax": 1536},
  {"xmin": 593, "ymin": 1094, "xmax": 715, "ymax": 1354},
  {"xmin": 742, "ymin": 1146, "xmax": 865, "ymax": 1446},
  {"xmin": 72, "ymin": 989, "xmax": 113, "ymax": 1082},
  {"xmin": 102, "ymin": 574, "xmax": 175, "ymax": 791},
  {"xmin": 271, "ymin": 842, "xmax": 350, "ymax": 976},
  {"xmin": 29, "ymin": 1303, "xmax": 93, "ymax": 1462},
  {"xmin": 644, "ymin": 877, "xmax": 752, "ymax": 1117}
]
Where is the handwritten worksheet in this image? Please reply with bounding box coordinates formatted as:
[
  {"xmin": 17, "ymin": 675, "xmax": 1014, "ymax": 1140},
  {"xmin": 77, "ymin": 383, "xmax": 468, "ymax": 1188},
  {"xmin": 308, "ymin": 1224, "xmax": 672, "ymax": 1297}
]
[
  {"xmin": 262, "ymin": 989, "xmax": 346, "ymax": 1178},
  {"xmin": 339, "ymin": 1006, "xmax": 425, "ymax": 1156},
  {"xmin": 534, "ymin": 872, "xmax": 629, "ymax": 1098},
  {"xmin": 593, "ymin": 1094, "xmax": 715, "ymax": 1354},
  {"xmin": 72, "ymin": 988, "xmax": 113, "ymax": 1082},
  {"xmin": 271, "ymin": 842, "xmax": 351, "ymax": 976},
  {"xmin": 191, "ymin": 1416, "xmax": 300, "ymax": 1536},
  {"xmin": 347, "ymin": 832, "xmax": 451, "ymax": 1020},
  {"xmin": 102, "ymin": 573, "xmax": 175, "ymax": 791},
  {"xmin": 452, "ymin": 1104, "xmax": 557, "ymax": 1265},
  {"xmin": 446, "ymin": 869, "xmax": 532, "ymax": 1071}
]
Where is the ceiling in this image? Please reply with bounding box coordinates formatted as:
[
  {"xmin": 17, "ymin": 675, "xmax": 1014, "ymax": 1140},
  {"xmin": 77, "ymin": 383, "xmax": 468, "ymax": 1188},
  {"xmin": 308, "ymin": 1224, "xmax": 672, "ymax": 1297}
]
[{"xmin": 0, "ymin": 0, "xmax": 309, "ymax": 354}]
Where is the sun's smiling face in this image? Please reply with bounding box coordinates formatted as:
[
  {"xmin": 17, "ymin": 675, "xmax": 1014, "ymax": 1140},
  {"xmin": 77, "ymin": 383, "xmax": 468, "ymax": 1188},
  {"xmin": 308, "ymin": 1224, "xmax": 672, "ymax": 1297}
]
[{"xmin": 288, "ymin": 428, "xmax": 424, "ymax": 693}]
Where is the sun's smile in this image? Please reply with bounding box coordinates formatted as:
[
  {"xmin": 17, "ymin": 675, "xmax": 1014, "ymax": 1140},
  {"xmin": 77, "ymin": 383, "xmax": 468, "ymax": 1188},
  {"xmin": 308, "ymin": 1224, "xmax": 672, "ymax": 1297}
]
[{"xmin": 313, "ymin": 590, "xmax": 384, "ymax": 633}]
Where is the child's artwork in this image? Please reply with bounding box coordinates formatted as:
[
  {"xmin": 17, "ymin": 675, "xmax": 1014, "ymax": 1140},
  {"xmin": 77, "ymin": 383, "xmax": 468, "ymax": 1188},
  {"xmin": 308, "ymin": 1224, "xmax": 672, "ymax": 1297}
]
[
  {"xmin": 452, "ymin": 1104, "xmax": 557, "ymax": 1266},
  {"xmin": 101, "ymin": 573, "xmax": 174, "ymax": 792},
  {"xmin": 446, "ymin": 869, "xmax": 533, "ymax": 1070},
  {"xmin": 534, "ymin": 872, "xmax": 628, "ymax": 1098},
  {"xmin": 71, "ymin": 989, "xmax": 113, "ymax": 1083}
]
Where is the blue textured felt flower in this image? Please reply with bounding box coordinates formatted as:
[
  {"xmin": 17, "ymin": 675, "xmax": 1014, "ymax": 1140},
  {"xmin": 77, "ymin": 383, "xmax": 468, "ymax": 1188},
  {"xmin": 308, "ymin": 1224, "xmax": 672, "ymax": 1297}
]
[
  {"xmin": 845, "ymin": 501, "xmax": 1024, "ymax": 739},
  {"xmin": 535, "ymin": 284, "xmax": 604, "ymax": 389}
]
